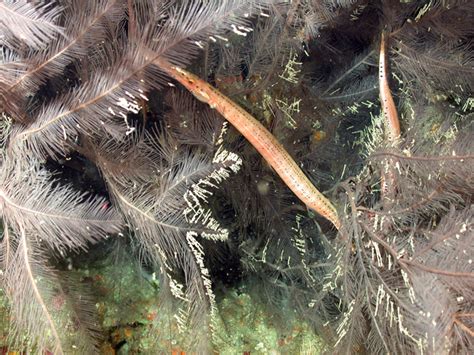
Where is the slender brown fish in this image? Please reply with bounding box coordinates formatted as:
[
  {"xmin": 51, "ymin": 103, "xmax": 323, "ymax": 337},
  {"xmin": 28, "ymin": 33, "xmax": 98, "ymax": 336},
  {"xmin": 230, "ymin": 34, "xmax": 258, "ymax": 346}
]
[
  {"xmin": 156, "ymin": 59, "xmax": 341, "ymax": 229},
  {"xmin": 379, "ymin": 32, "xmax": 401, "ymax": 141},
  {"xmin": 379, "ymin": 32, "xmax": 401, "ymax": 204}
]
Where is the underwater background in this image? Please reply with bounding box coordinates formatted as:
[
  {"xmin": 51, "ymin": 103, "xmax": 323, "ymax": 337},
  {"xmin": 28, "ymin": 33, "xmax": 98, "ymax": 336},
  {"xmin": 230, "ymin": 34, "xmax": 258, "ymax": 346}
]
[{"xmin": 0, "ymin": 0, "xmax": 473, "ymax": 353}]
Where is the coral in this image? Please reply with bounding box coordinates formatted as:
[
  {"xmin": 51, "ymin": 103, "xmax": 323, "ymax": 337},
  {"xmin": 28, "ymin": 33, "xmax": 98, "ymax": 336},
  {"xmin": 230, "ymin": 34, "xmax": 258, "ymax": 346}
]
[{"xmin": 1, "ymin": 0, "xmax": 473, "ymax": 354}]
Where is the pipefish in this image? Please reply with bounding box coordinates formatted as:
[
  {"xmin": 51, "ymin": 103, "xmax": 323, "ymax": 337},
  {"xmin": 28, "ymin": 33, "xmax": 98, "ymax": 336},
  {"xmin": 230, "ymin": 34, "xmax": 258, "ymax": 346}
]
[
  {"xmin": 156, "ymin": 59, "xmax": 341, "ymax": 230},
  {"xmin": 379, "ymin": 31, "xmax": 401, "ymax": 142},
  {"xmin": 378, "ymin": 32, "xmax": 401, "ymax": 201}
]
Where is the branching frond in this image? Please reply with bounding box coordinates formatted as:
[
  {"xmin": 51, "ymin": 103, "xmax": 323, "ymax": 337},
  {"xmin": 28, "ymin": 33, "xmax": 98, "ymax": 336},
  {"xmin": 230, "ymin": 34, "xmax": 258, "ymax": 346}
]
[
  {"xmin": 329, "ymin": 117, "xmax": 473, "ymax": 352},
  {"xmin": 6, "ymin": 1, "xmax": 280, "ymax": 163},
  {"xmin": 87, "ymin": 120, "xmax": 241, "ymax": 348},
  {"xmin": 2, "ymin": 230, "xmax": 103, "ymax": 354},
  {"xmin": 0, "ymin": 113, "xmax": 12, "ymax": 153},
  {"xmin": 321, "ymin": 49, "xmax": 376, "ymax": 98},
  {"xmin": 163, "ymin": 90, "xmax": 225, "ymax": 149},
  {"xmin": 0, "ymin": 1, "xmax": 63, "ymax": 50},
  {"xmin": 3, "ymin": 0, "xmax": 125, "ymax": 104},
  {"xmin": 4, "ymin": 231, "xmax": 64, "ymax": 353},
  {"xmin": 0, "ymin": 157, "xmax": 122, "ymax": 253},
  {"xmin": 390, "ymin": 1, "xmax": 474, "ymax": 100}
]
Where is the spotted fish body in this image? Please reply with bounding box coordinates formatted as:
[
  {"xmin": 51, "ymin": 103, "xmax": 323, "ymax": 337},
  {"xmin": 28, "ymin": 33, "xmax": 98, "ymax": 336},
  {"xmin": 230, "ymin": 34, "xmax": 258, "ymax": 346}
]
[
  {"xmin": 379, "ymin": 32, "xmax": 401, "ymax": 141},
  {"xmin": 157, "ymin": 59, "xmax": 341, "ymax": 229},
  {"xmin": 378, "ymin": 32, "xmax": 401, "ymax": 203}
]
